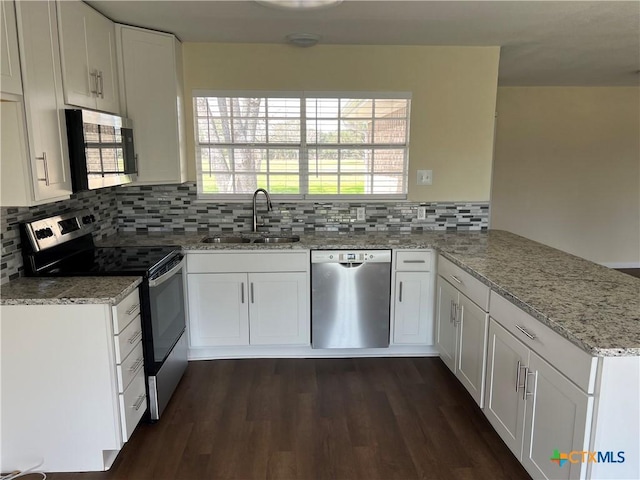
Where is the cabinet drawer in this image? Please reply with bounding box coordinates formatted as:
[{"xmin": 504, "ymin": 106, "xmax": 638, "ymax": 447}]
[
  {"xmin": 396, "ymin": 250, "xmax": 432, "ymax": 271},
  {"xmin": 490, "ymin": 292, "xmax": 597, "ymax": 393},
  {"xmin": 114, "ymin": 315, "xmax": 143, "ymax": 364},
  {"xmin": 116, "ymin": 341, "xmax": 144, "ymax": 392},
  {"xmin": 438, "ymin": 256, "xmax": 489, "ymax": 310},
  {"xmin": 187, "ymin": 251, "xmax": 309, "ymax": 273},
  {"xmin": 113, "ymin": 289, "xmax": 141, "ymax": 334},
  {"xmin": 119, "ymin": 366, "xmax": 146, "ymax": 442}
]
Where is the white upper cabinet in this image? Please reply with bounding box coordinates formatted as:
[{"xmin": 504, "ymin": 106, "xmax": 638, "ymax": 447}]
[
  {"xmin": 116, "ymin": 25, "xmax": 187, "ymax": 185},
  {"xmin": 1, "ymin": 0, "xmax": 22, "ymax": 96},
  {"xmin": 1, "ymin": 0, "xmax": 72, "ymax": 206},
  {"xmin": 57, "ymin": 0, "xmax": 120, "ymax": 114}
]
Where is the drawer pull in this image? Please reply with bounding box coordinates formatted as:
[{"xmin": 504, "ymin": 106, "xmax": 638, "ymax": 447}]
[
  {"xmin": 403, "ymin": 260, "xmax": 425, "ymax": 263},
  {"xmin": 449, "ymin": 274, "xmax": 463, "ymax": 285},
  {"xmin": 129, "ymin": 357, "xmax": 144, "ymax": 373},
  {"xmin": 398, "ymin": 281, "xmax": 403, "ymax": 302},
  {"xmin": 515, "ymin": 324, "xmax": 537, "ymax": 340},
  {"xmin": 125, "ymin": 303, "xmax": 140, "ymax": 315},
  {"xmin": 241, "ymin": 283, "xmax": 245, "ymax": 304},
  {"xmin": 133, "ymin": 394, "xmax": 146, "ymax": 411},
  {"xmin": 128, "ymin": 330, "xmax": 142, "ymax": 345}
]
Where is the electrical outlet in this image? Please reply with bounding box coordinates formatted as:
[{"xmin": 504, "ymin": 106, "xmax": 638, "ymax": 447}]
[
  {"xmin": 356, "ymin": 207, "xmax": 366, "ymax": 222},
  {"xmin": 417, "ymin": 206, "xmax": 426, "ymax": 220},
  {"xmin": 417, "ymin": 169, "xmax": 433, "ymax": 186}
]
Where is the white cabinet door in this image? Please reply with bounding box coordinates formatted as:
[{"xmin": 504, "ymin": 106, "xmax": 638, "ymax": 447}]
[
  {"xmin": 484, "ymin": 318, "xmax": 529, "ymax": 459},
  {"xmin": 117, "ymin": 25, "xmax": 186, "ymax": 184},
  {"xmin": 393, "ymin": 271, "xmax": 433, "ymax": 344},
  {"xmin": 456, "ymin": 294, "xmax": 489, "ymax": 407},
  {"xmin": 522, "ymin": 352, "xmax": 591, "ymax": 480},
  {"xmin": 187, "ymin": 273, "xmax": 249, "ymax": 347},
  {"xmin": 1, "ymin": 0, "xmax": 22, "ymax": 95},
  {"xmin": 85, "ymin": 7, "xmax": 119, "ymax": 113},
  {"xmin": 57, "ymin": 0, "xmax": 119, "ymax": 113},
  {"xmin": 249, "ymin": 272, "xmax": 309, "ymax": 345},
  {"xmin": 15, "ymin": 0, "xmax": 72, "ymax": 203},
  {"xmin": 435, "ymin": 277, "xmax": 458, "ymax": 372}
]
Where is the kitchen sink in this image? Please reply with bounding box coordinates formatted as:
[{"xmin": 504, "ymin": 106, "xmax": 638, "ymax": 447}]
[
  {"xmin": 201, "ymin": 236, "xmax": 251, "ymax": 244},
  {"xmin": 253, "ymin": 236, "xmax": 300, "ymax": 243}
]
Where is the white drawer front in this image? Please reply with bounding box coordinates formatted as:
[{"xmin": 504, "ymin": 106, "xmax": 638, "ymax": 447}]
[
  {"xmin": 187, "ymin": 251, "xmax": 309, "ymax": 273},
  {"xmin": 490, "ymin": 292, "xmax": 597, "ymax": 393},
  {"xmin": 117, "ymin": 341, "xmax": 145, "ymax": 392},
  {"xmin": 438, "ymin": 256, "xmax": 490, "ymax": 310},
  {"xmin": 119, "ymin": 366, "xmax": 146, "ymax": 442},
  {"xmin": 113, "ymin": 289, "xmax": 141, "ymax": 334},
  {"xmin": 396, "ymin": 250, "xmax": 432, "ymax": 271},
  {"xmin": 114, "ymin": 315, "xmax": 143, "ymax": 364}
]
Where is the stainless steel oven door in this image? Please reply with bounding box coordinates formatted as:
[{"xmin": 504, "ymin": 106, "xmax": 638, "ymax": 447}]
[{"xmin": 148, "ymin": 257, "xmax": 186, "ymax": 364}]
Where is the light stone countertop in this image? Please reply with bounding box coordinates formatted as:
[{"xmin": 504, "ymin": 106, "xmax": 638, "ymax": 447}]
[
  {"xmin": 97, "ymin": 229, "xmax": 640, "ymax": 357},
  {"xmin": 0, "ymin": 276, "xmax": 142, "ymax": 306}
]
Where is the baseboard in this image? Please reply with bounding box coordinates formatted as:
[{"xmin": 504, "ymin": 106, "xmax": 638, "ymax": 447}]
[
  {"xmin": 600, "ymin": 262, "xmax": 640, "ymax": 269},
  {"xmin": 188, "ymin": 344, "xmax": 439, "ymax": 360}
]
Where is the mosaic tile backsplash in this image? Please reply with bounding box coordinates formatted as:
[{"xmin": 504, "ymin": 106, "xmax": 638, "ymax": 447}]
[
  {"xmin": 1, "ymin": 181, "xmax": 488, "ymax": 284},
  {"xmin": 117, "ymin": 183, "xmax": 489, "ymax": 233},
  {"xmin": 0, "ymin": 188, "xmax": 118, "ymax": 284}
]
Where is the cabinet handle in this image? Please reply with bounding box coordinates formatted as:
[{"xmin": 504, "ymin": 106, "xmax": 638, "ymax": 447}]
[
  {"xmin": 398, "ymin": 281, "xmax": 403, "ymax": 302},
  {"xmin": 97, "ymin": 71, "xmax": 104, "ymax": 98},
  {"xmin": 240, "ymin": 283, "xmax": 245, "ymax": 304},
  {"xmin": 125, "ymin": 303, "xmax": 140, "ymax": 315},
  {"xmin": 89, "ymin": 71, "xmax": 98, "ymax": 95},
  {"xmin": 524, "ymin": 370, "xmax": 535, "ymax": 400},
  {"xmin": 403, "ymin": 260, "xmax": 425, "ymax": 264},
  {"xmin": 133, "ymin": 394, "xmax": 146, "ymax": 411},
  {"xmin": 450, "ymin": 300, "xmax": 455, "ymax": 323},
  {"xmin": 250, "ymin": 283, "xmax": 254, "ymax": 303},
  {"xmin": 516, "ymin": 360, "xmax": 528, "ymax": 393},
  {"xmin": 128, "ymin": 330, "xmax": 142, "ymax": 345},
  {"xmin": 515, "ymin": 324, "xmax": 537, "ymax": 340},
  {"xmin": 129, "ymin": 357, "xmax": 144, "ymax": 373},
  {"xmin": 35, "ymin": 152, "xmax": 50, "ymax": 186},
  {"xmin": 454, "ymin": 303, "xmax": 460, "ymax": 325},
  {"xmin": 134, "ymin": 153, "xmax": 139, "ymax": 174},
  {"xmin": 449, "ymin": 274, "xmax": 463, "ymax": 285}
]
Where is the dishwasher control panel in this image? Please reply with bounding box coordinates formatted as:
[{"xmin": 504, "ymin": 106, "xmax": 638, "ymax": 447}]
[{"xmin": 311, "ymin": 250, "xmax": 392, "ymax": 264}]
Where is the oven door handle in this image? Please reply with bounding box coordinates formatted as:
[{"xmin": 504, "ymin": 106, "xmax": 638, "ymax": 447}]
[{"xmin": 148, "ymin": 257, "xmax": 185, "ymax": 288}]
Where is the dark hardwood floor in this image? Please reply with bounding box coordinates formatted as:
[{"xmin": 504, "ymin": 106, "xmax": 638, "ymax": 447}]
[{"xmin": 47, "ymin": 358, "xmax": 531, "ymax": 480}]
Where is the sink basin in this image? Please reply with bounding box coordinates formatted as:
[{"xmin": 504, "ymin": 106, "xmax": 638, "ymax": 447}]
[
  {"xmin": 202, "ymin": 236, "xmax": 251, "ymax": 244},
  {"xmin": 253, "ymin": 236, "xmax": 300, "ymax": 244}
]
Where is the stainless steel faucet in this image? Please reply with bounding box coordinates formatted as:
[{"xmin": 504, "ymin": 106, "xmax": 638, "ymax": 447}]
[{"xmin": 252, "ymin": 188, "xmax": 273, "ymax": 232}]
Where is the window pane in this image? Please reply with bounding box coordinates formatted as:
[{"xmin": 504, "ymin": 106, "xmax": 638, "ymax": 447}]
[
  {"xmin": 267, "ymin": 98, "xmax": 300, "ymax": 118},
  {"xmin": 233, "ymin": 118, "xmax": 266, "ymax": 143},
  {"xmin": 374, "ymin": 99, "xmax": 409, "ymax": 118},
  {"xmin": 308, "ymin": 149, "xmax": 338, "ymax": 173},
  {"xmin": 201, "ymin": 147, "xmax": 232, "ymax": 173},
  {"xmin": 372, "ymin": 174, "xmax": 405, "ymax": 194},
  {"xmin": 307, "ymin": 119, "xmax": 339, "ymax": 144},
  {"xmin": 264, "ymin": 174, "xmax": 300, "ymax": 194},
  {"xmin": 341, "ymin": 99, "xmax": 372, "ymax": 118},
  {"xmin": 268, "ymin": 119, "xmax": 300, "ymax": 143},
  {"xmin": 234, "ymin": 173, "xmax": 260, "ymax": 193},
  {"xmin": 373, "ymin": 149, "xmax": 405, "ymax": 173},
  {"xmin": 308, "ymin": 174, "xmax": 338, "ymax": 194},
  {"xmin": 341, "ymin": 149, "xmax": 370, "ymax": 173},
  {"xmin": 340, "ymin": 119, "xmax": 371, "ymax": 144},
  {"xmin": 373, "ymin": 119, "xmax": 407, "ymax": 144},
  {"xmin": 269, "ymin": 149, "xmax": 299, "ymax": 173},
  {"xmin": 234, "ymin": 148, "xmax": 265, "ymax": 172},
  {"xmin": 307, "ymin": 98, "xmax": 339, "ymax": 118},
  {"xmin": 340, "ymin": 175, "xmax": 366, "ymax": 194}
]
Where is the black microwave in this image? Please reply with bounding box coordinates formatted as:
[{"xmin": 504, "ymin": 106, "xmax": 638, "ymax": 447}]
[{"xmin": 65, "ymin": 109, "xmax": 137, "ymax": 192}]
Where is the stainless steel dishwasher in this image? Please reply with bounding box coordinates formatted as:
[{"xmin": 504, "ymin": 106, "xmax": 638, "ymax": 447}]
[{"xmin": 311, "ymin": 250, "xmax": 391, "ymax": 348}]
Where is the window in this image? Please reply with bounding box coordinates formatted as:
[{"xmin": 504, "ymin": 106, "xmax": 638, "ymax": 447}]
[{"xmin": 194, "ymin": 91, "xmax": 411, "ymax": 199}]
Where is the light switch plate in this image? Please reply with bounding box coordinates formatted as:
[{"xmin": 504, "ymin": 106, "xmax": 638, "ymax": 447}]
[
  {"xmin": 356, "ymin": 207, "xmax": 366, "ymax": 221},
  {"xmin": 417, "ymin": 169, "xmax": 433, "ymax": 185}
]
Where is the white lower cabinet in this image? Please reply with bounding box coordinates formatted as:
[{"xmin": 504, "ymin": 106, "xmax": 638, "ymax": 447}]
[
  {"xmin": 485, "ymin": 318, "xmax": 592, "ymax": 480},
  {"xmin": 435, "ymin": 256, "xmax": 490, "ymax": 407},
  {"xmin": 0, "ymin": 289, "xmax": 144, "ymax": 473},
  {"xmin": 186, "ymin": 252, "xmax": 310, "ymax": 349},
  {"xmin": 392, "ymin": 250, "xmax": 434, "ymax": 345}
]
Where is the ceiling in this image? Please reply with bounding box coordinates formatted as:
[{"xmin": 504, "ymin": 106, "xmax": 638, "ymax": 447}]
[{"xmin": 88, "ymin": 0, "xmax": 640, "ymax": 86}]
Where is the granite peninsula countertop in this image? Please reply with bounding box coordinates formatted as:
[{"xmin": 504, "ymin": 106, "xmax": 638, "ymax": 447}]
[
  {"xmin": 96, "ymin": 229, "xmax": 640, "ymax": 357},
  {"xmin": 0, "ymin": 276, "xmax": 142, "ymax": 306}
]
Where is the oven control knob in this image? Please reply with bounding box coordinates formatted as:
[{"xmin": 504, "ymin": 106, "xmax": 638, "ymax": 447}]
[
  {"xmin": 82, "ymin": 215, "xmax": 95, "ymax": 224},
  {"xmin": 45, "ymin": 228, "xmax": 53, "ymax": 237},
  {"xmin": 90, "ymin": 214, "xmax": 95, "ymax": 222}
]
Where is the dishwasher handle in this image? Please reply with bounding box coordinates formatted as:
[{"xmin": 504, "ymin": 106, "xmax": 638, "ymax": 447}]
[{"xmin": 339, "ymin": 262, "xmax": 365, "ymax": 269}]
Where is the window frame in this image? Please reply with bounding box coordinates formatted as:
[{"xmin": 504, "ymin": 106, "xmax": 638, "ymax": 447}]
[{"xmin": 193, "ymin": 90, "xmax": 412, "ymax": 201}]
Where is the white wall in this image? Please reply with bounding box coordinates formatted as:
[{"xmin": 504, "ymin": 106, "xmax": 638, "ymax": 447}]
[{"xmin": 491, "ymin": 87, "xmax": 640, "ymax": 266}]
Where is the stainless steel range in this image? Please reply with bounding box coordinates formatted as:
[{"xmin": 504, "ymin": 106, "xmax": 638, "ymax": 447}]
[{"xmin": 21, "ymin": 209, "xmax": 187, "ymax": 421}]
